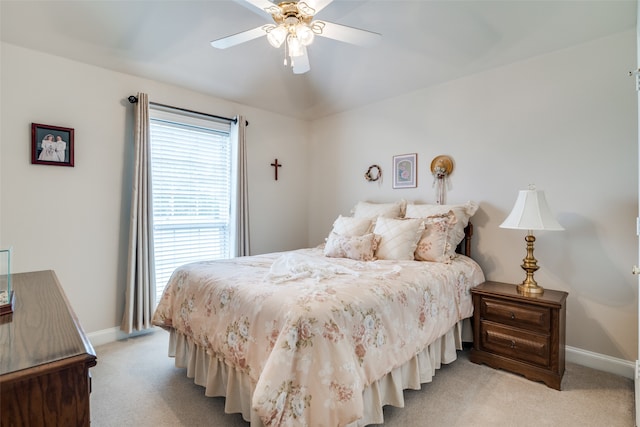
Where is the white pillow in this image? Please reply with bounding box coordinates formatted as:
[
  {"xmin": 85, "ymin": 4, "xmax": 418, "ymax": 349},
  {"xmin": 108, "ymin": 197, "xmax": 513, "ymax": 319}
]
[
  {"xmin": 351, "ymin": 200, "xmax": 406, "ymax": 219},
  {"xmin": 405, "ymin": 201, "xmax": 478, "ymax": 248},
  {"xmin": 373, "ymin": 217, "xmax": 424, "ymax": 260},
  {"xmin": 414, "ymin": 211, "xmax": 457, "ymax": 263},
  {"xmin": 330, "ymin": 215, "xmax": 373, "ymax": 237},
  {"xmin": 324, "ymin": 233, "xmax": 380, "ymax": 261}
]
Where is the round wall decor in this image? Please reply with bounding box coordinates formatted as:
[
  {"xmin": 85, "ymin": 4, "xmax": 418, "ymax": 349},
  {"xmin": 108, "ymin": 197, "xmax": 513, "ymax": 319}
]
[
  {"xmin": 365, "ymin": 164, "xmax": 381, "ymax": 182},
  {"xmin": 430, "ymin": 155, "xmax": 454, "ymax": 177}
]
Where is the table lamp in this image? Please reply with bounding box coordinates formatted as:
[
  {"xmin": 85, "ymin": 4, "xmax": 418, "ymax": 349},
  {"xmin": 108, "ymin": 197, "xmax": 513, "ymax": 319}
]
[{"xmin": 500, "ymin": 185, "xmax": 564, "ymax": 295}]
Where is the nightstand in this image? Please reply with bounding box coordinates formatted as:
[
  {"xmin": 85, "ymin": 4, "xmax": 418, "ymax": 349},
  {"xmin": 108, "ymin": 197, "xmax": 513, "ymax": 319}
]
[{"xmin": 469, "ymin": 281, "xmax": 567, "ymax": 390}]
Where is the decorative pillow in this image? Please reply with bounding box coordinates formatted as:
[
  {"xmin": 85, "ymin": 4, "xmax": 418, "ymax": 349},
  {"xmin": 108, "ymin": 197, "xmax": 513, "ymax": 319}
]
[
  {"xmin": 351, "ymin": 200, "xmax": 406, "ymax": 219},
  {"xmin": 324, "ymin": 232, "xmax": 380, "ymax": 261},
  {"xmin": 414, "ymin": 211, "xmax": 457, "ymax": 263},
  {"xmin": 330, "ymin": 215, "xmax": 373, "ymax": 237},
  {"xmin": 373, "ymin": 217, "xmax": 424, "ymax": 260},
  {"xmin": 405, "ymin": 201, "xmax": 478, "ymax": 248}
]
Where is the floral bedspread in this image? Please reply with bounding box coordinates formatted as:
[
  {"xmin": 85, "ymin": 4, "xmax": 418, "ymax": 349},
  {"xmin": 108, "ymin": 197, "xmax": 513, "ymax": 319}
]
[{"xmin": 152, "ymin": 248, "xmax": 485, "ymax": 427}]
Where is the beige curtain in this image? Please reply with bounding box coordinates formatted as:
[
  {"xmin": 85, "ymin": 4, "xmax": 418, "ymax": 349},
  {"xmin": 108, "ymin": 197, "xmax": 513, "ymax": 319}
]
[
  {"xmin": 231, "ymin": 116, "xmax": 250, "ymax": 257},
  {"xmin": 121, "ymin": 93, "xmax": 156, "ymax": 333}
]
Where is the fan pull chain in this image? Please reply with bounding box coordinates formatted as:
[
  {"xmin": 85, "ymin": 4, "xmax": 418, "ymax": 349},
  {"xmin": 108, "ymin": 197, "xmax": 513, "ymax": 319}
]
[{"xmin": 283, "ymin": 39, "xmax": 289, "ymax": 67}]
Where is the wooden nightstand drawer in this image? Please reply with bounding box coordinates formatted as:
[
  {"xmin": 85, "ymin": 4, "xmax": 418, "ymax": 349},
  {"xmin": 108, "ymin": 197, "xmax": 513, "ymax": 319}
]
[
  {"xmin": 481, "ymin": 297, "xmax": 550, "ymax": 333},
  {"xmin": 480, "ymin": 321, "xmax": 550, "ymax": 367}
]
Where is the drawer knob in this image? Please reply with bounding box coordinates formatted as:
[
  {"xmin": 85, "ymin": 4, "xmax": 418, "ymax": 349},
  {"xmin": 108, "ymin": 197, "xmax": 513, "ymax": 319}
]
[
  {"xmin": 510, "ymin": 340, "xmax": 516, "ymax": 349},
  {"xmin": 510, "ymin": 312, "xmax": 515, "ymax": 320}
]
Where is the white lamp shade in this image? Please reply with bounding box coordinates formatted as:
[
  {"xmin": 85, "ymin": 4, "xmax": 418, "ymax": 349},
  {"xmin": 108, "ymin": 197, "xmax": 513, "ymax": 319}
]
[
  {"xmin": 500, "ymin": 189, "xmax": 564, "ymax": 231},
  {"xmin": 287, "ymin": 34, "xmax": 304, "ymax": 57},
  {"xmin": 267, "ymin": 25, "xmax": 287, "ymax": 48},
  {"xmin": 296, "ymin": 24, "xmax": 315, "ymax": 46}
]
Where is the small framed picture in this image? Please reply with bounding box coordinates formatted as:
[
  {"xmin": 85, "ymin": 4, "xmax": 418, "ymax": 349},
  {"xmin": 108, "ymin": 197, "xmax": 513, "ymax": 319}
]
[
  {"xmin": 392, "ymin": 153, "xmax": 417, "ymax": 189},
  {"xmin": 31, "ymin": 123, "xmax": 74, "ymax": 167}
]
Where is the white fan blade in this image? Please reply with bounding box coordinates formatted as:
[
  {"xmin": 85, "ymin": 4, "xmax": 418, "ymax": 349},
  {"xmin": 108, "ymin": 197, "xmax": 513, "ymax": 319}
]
[
  {"xmin": 318, "ymin": 21, "xmax": 381, "ymax": 47},
  {"xmin": 210, "ymin": 26, "xmax": 266, "ymax": 49},
  {"xmin": 292, "ymin": 47, "xmax": 310, "ymax": 74},
  {"xmin": 304, "ymin": 0, "xmax": 334, "ymax": 14},
  {"xmin": 233, "ymin": 0, "xmax": 276, "ymax": 20}
]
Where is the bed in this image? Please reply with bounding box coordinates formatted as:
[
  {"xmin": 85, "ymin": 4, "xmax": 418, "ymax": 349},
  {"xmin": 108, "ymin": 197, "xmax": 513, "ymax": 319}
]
[{"xmin": 152, "ymin": 200, "xmax": 485, "ymax": 426}]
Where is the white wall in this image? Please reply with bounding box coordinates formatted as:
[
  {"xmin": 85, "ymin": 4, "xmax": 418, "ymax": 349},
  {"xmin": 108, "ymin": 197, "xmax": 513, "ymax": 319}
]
[
  {"xmin": 309, "ymin": 30, "xmax": 638, "ymax": 361},
  {"xmin": 1, "ymin": 30, "xmax": 638, "ymax": 364},
  {"xmin": 0, "ymin": 43, "xmax": 309, "ymax": 333}
]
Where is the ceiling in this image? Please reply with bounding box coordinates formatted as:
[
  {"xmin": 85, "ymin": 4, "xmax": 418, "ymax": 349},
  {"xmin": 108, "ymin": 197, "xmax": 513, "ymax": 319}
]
[{"xmin": 1, "ymin": 0, "xmax": 636, "ymax": 120}]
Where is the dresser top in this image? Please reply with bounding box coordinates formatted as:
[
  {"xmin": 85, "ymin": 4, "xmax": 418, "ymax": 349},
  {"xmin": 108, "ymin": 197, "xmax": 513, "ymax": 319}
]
[
  {"xmin": 0, "ymin": 270, "xmax": 96, "ymax": 377},
  {"xmin": 472, "ymin": 281, "xmax": 568, "ymax": 306}
]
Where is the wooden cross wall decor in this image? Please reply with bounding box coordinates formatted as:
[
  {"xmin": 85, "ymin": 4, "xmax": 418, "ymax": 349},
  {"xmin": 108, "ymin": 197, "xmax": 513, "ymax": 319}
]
[{"xmin": 270, "ymin": 158, "xmax": 282, "ymax": 181}]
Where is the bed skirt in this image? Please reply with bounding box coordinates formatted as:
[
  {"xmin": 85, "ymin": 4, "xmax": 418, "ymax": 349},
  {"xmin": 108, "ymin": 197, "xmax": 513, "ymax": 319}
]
[{"xmin": 168, "ymin": 320, "xmax": 465, "ymax": 426}]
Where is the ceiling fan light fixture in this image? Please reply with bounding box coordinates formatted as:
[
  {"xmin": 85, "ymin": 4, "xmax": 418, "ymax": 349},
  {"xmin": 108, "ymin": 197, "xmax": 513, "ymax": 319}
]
[
  {"xmin": 287, "ymin": 34, "xmax": 304, "ymax": 57},
  {"xmin": 296, "ymin": 24, "xmax": 315, "ymax": 46},
  {"xmin": 212, "ymin": 0, "xmax": 380, "ymax": 75},
  {"xmin": 284, "ymin": 15, "xmax": 299, "ymax": 26},
  {"xmin": 265, "ymin": 24, "xmax": 287, "ymax": 48}
]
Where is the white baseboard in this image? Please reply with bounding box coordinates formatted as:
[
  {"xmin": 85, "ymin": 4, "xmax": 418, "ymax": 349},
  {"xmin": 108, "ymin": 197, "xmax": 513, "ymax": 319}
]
[
  {"xmin": 87, "ymin": 326, "xmax": 156, "ymax": 348},
  {"xmin": 86, "ymin": 328, "xmax": 635, "ymax": 380},
  {"xmin": 566, "ymin": 345, "xmax": 635, "ymax": 379}
]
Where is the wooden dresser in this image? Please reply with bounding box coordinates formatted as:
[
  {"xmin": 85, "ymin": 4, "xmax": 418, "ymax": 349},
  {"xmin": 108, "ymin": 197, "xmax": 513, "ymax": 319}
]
[
  {"xmin": 470, "ymin": 281, "xmax": 567, "ymax": 390},
  {"xmin": 0, "ymin": 270, "xmax": 97, "ymax": 426}
]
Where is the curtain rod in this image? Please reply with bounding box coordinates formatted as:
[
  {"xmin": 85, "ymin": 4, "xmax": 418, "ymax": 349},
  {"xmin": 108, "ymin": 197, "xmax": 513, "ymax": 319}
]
[{"xmin": 127, "ymin": 96, "xmax": 248, "ymax": 126}]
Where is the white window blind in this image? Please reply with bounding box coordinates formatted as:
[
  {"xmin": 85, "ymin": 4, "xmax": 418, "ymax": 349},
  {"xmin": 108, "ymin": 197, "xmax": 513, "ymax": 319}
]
[{"xmin": 149, "ymin": 107, "xmax": 232, "ymax": 304}]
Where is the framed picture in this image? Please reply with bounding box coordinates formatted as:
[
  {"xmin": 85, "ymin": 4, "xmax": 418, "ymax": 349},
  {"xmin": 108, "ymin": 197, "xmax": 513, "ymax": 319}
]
[
  {"xmin": 392, "ymin": 153, "xmax": 417, "ymax": 189},
  {"xmin": 31, "ymin": 123, "xmax": 74, "ymax": 167}
]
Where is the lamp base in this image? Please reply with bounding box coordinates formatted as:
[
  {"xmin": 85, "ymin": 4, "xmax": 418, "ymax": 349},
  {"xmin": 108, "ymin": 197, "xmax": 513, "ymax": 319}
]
[
  {"xmin": 517, "ymin": 283, "xmax": 544, "ymax": 295},
  {"xmin": 517, "ymin": 233, "xmax": 544, "ymax": 296}
]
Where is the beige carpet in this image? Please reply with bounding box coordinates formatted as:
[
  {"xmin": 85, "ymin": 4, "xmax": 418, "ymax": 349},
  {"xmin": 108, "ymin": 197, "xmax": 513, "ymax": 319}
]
[{"xmin": 90, "ymin": 329, "xmax": 634, "ymax": 427}]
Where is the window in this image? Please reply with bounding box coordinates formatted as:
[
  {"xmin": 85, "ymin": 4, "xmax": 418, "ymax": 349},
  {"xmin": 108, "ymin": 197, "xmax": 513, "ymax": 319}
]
[{"xmin": 149, "ymin": 107, "xmax": 233, "ymax": 304}]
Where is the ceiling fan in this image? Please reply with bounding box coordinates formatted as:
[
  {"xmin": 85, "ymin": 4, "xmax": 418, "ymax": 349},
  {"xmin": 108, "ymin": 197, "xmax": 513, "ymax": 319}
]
[{"xmin": 210, "ymin": 0, "xmax": 381, "ymax": 74}]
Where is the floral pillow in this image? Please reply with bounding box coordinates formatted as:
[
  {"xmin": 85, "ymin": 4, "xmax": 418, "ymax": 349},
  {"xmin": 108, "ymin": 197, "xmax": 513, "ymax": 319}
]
[
  {"xmin": 405, "ymin": 201, "xmax": 478, "ymax": 248},
  {"xmin": 373, "ymin": 217, "xmax": 424, "ymax": 260},
  {"xmin": 414, "ymin": 211, "xmax": 457, "ymax": 263},
  {"xmin": 324, "ymin": 232, "xmax": 380, "ymax": 261}
]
